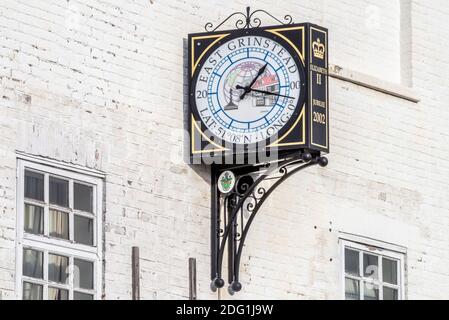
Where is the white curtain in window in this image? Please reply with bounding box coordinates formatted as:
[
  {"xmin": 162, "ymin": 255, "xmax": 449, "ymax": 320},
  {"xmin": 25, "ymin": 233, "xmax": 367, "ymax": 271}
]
[
  {"xmin": 24, "ymin": 205, "xmax": 43, "ymax": 234},
  {"xmin": 49, "ymin": 254, "xmax": 68, "ymax": 284},
  {"xmin": 345, "ymin": 278, "xmax": 360, "ymax": 300},
  {"xmin": 48, "ymin": 287, "xmax": 68, "ymax": 300},
  {"xmin": 23, "ymin": 282, "xmax": 43, "ymax": 300},
  {"xmin": 49, "ymin": 209, "xmax": 69, "ymax": 239}
]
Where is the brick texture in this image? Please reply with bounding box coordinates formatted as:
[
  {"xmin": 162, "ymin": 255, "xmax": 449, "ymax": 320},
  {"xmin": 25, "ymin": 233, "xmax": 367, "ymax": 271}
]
[{"xmin": 0, "ymin": 0, "xmax": 449, "ymax": 300}]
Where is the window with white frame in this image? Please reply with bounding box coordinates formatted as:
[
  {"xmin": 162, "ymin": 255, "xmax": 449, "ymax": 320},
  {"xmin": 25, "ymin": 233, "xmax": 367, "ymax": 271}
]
[
  {"xmin": 342, "ymin": 239, "xmax": 405, "ymax": 300},
  {"xmin": 17, "ymin": 158, "xmax": 103, "ymax": 300}
]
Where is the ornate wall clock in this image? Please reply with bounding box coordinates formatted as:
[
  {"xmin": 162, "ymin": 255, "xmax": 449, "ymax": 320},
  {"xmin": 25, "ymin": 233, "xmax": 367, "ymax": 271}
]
[
  {"xmin": 187, "ymin": 8, "xmax": 330, "ymax": 294},
  {"xmin": 187, "ymin": 14, "xmax": 329, "ymax": 164}
]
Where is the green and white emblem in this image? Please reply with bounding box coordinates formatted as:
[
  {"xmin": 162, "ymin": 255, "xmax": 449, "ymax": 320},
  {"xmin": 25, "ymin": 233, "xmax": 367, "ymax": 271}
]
[{"xmin": 218, "ymin": 171, "xmax": 235, "ymax": 194}]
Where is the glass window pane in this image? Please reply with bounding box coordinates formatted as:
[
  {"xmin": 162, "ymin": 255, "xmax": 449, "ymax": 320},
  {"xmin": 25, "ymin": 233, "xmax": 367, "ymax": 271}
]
[
  {"xmin": 24, "ymin": 171, "xmax": 44, "ymax": 201},
  {"xmin": 48, "ymin": 287, "xmax": 69, "ymax": 300},
  {"xmin": 23, "ymin": 282, "xmax": 43, "ymax": 300},
  {"xmin": 74, "ymin": 215, "xmax": 94, "ymax": 246},
  {"xmin": 24, "ymin": 204, "xmax": 44, "ymax": 235},
  {"xmin": 74, "ymin": 291, "xmax": 94, "ymax": 300},
  {"xmin": 48, "ymin": 254, "xmax": 69, "ymax": 284},
  {"xmin": 345, "ymin": 248, "xmax": 359, "ymax": 276},
  {"xmin": 345, "ymin": 278, "xmax": 360, "ymax": 300},
  {"xmin": 49, "ymin": 209, "xmax": 69, "ymax": 240},
  {"xmin": 363, "ymin": 253, "xmax": 379, "ymax": 279},
  {"xmin": 49, "ymin": 177, "xmax": 68, "ymax": 207},
  {"xmin": 383, "ymin": 286, "xmax": 399, "ymax": 300},
  {"xmin": 382, "ymin": 258, "xmax": 398, "ymax": 285},
  {"xmin": 74, "ymin": 183, "xmax": 93, "ymax": 213},
  {"xmin": 23, "ymin": 249, "xmax": 43, "ymax": 279},
  {"xmin": 364, "ymin": 282, "xmax": 379, "ymax": 300},
  {"xmin": 74, "ymin": 259, "xmax": 94, "ymax": 290}
]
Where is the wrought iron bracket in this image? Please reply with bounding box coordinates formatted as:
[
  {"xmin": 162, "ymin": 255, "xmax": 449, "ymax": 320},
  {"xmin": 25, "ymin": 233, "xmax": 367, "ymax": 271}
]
[
  {"xmin": 204, "ymin": 6, "xmax": 293, "ymax": 32},
  {"xmin": 210, "ymin": 152, "xmax": 329, "ymax": 294}
]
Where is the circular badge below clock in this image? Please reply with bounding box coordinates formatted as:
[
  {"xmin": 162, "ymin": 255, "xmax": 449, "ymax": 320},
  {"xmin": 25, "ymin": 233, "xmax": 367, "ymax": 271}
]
[{"xmin": 218, "ymin": 171, "xmax": 236, "ymax": 194}]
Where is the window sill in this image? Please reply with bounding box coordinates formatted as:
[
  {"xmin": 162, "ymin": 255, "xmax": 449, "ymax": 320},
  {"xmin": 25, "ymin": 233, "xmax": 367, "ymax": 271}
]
[{"xmin": 329, "ymin": 64, "xmax": 420, "ymax": 103}]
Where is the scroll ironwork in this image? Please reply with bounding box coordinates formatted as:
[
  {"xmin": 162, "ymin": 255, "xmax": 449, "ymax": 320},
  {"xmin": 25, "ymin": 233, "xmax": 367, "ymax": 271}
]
[
  {"xmin": 210, "ymin": 152, "xmax": 329, "ymax": 294},
  {"xmin": 204, "ymin": 6, "xmax": 293, "ymax": 32}
]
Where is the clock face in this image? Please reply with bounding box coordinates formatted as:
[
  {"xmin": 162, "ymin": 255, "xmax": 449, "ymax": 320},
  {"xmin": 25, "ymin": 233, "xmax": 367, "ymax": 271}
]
[{"xmin": 193, "ymin": 34, "xmax": 305, "ymax": 145}]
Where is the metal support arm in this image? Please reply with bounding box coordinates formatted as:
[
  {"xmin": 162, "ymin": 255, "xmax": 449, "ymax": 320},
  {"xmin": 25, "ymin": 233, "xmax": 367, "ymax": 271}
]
[{"xmin": 210, "ymin": 152, "xmax": 329, "ymax": 294}]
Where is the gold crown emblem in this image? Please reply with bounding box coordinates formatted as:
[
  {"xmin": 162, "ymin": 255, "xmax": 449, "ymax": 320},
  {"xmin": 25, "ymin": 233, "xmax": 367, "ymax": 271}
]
[{"xmin": 313, "ymin": 38, "xmax": 325, "ymax": 60}]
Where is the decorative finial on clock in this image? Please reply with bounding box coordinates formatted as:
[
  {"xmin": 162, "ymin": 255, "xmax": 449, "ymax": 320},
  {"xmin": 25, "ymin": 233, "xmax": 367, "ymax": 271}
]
[{"xmin": 204, "ymin": 7, "xmax": 293, "ymax": 32}]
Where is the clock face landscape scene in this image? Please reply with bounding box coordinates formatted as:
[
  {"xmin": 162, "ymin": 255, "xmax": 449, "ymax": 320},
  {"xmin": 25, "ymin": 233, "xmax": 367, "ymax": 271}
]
[{"xmin": 194, "ymin": 35, "xmax": 304, "ymax": 145}]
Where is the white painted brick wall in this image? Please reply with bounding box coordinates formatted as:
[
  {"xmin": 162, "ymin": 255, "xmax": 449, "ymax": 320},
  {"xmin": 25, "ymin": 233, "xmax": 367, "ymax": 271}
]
[{"xmin": 1, "ymin": 0, "xmax": 449, "ymax": 300}]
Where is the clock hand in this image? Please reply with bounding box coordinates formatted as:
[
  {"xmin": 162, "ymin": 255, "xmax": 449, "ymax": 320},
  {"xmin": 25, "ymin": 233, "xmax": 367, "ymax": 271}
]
[
  {"xmin": 239, "ymin": 63, "xmax": 268, "ymax": 100},
  {"xmin": 247, "ymin": 63, "xmax": 268, "ymax": 89},
  {"xmin": 236, "ymin": 85, "xmax": 295, "ymax": 99}
]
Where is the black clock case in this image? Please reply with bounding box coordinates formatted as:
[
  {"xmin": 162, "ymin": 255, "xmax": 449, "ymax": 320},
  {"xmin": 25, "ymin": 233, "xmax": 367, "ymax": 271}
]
[{"xmin": 186, "ymin": 23, "xmax": 329, "ymax": 164}]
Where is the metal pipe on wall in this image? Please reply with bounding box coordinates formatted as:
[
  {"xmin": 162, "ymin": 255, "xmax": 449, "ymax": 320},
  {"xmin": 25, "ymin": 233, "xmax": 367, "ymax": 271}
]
[
  {"xmin": 189, "ymin": 258, "xmax": 197, "ymax": 300},
  {"xmin": 132, "ymin": 246, "xmax": 140, "ymax": 300}
]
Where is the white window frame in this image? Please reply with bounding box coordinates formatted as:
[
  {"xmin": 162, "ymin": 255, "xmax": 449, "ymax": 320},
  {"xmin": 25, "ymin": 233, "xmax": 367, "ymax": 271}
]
[
  {"xmin": 16, "ymin": 156, "xmax": 104, "ymax": 300},
  {"xmin": 340, "ymin": 236, "xmax": 406, "ymax": 300}
]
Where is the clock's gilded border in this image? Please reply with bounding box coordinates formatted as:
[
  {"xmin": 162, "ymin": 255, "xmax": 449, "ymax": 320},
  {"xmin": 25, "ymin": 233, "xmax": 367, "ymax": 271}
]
[
  {"xmin": 191, "ymin": 115, "xmax": 229, "ymax": 154},
  {"xmin": 266, "ymin": 26, "xmax": 305, "ymax": 65},
  {"xmin": 190, "ymin": 33, "xmax": 231, "ymax": 155},
  {"xmin": 265, "ymin": 26, "xmax": 306, "ymax": 147},
  {"xmin": 191, "ymin": 34, "xmax": 230, "ymax": 76},
  {"xmin": 267, "ymin": 105, "xmax": 305, "ymax": 147},
  {"xmin": 189, "ymin": 26, "xmax": 307, "ymax": 155}
]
